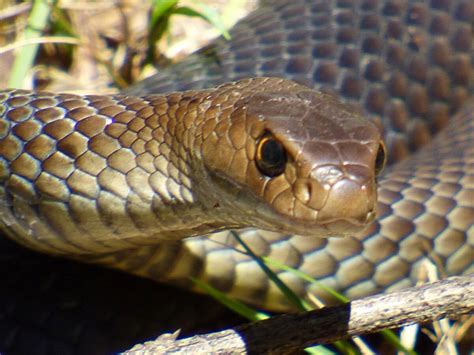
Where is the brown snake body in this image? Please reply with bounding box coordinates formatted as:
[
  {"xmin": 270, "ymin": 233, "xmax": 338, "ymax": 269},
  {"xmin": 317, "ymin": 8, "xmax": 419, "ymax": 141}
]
[
  {"xmin": 0, "ymin": 78, "xmax": 384, "ymax": 254},
  {"xmin": 0, "ymin": 0, "xmax": 472, "ymax": 353}
]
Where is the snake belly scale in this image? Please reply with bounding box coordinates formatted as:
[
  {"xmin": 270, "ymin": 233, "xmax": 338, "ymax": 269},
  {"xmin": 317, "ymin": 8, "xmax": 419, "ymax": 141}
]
[{"xmin": 0, "ymin": 0, "xmax": 472, "ymax": 352}]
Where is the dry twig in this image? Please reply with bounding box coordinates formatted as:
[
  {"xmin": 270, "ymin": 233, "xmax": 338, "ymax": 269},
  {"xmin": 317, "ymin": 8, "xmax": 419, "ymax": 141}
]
[{"xmin": 125, "ymin": 275, "xmax": 473, "ymax": 354}]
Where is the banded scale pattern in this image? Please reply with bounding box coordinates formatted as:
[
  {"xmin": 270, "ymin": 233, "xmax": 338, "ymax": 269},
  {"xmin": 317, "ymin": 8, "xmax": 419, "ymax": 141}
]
[
  {"xmin": 0, "ymin": 0, "xmax": 472, "ymax": 353},
  {"xmin": 0, "ymin": 90, "xmax": 205, "ymax": 254},
  {"xmin": 0, "ymin": 78, "xmax": 384, "ymax": 257},
  {"xmin": 129, "ymin": 0, "xmax": 473, "ymax": 164},
  {"xmin": 90, "ymin": 101, "xmax": 473, "ymax": 310}
]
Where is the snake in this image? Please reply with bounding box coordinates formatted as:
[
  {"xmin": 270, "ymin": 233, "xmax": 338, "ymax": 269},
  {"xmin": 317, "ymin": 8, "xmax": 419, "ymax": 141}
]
[{"xmin": 0, "ymin": 0, "xmax": 472, "ymax": 353}]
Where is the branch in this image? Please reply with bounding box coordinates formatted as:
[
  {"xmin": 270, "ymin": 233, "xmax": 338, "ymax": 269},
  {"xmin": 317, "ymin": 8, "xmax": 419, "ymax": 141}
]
[{"xmin": 125, "ymin": 275, "xmax": 473, "ymax": 354}]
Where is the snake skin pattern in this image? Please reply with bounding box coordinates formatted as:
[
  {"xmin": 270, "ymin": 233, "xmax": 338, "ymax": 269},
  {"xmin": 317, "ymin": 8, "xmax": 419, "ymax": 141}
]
[
  {"xmin": 0, "ymin": 0, "xmax": 472, "ymax": 353},
  {"xmin": 0, "ymin": 78, "xmax": 383, "ymax": 256}
]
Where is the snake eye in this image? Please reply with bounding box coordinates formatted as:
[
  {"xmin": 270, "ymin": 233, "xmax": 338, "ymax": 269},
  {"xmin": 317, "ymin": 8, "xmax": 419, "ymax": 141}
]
[
  {"xmin": 256, "ymin": 133, "xmax": 287, "ymax": 177},
  {"xmin": 375, "ymin": 141, "xmax": 387, "ymax": 176}
]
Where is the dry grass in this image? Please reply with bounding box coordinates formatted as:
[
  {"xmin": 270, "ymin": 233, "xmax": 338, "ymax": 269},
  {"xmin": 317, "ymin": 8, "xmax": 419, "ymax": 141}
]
[
  {"xmin": 0, "ymin": 0, "xmax": 256, "ymax": 92},
  {"xmin": 0, "ymin": 1, "xmax": 471, "ymax": 353}
]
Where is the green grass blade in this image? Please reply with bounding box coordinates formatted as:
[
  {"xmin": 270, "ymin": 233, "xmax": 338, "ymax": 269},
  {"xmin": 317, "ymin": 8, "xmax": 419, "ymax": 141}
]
[
  {"xmin": 304, "ymin": 345, "xmax": 337, "ymax": 354},
  {"xmin": 263, "ymin": 256, "xmax": 349, "ymax": 303},
  {"xmin": 49, "ymin": 4, "xmax": 75, "ymax": 36},
  {"xmin": 172, "ymin": 5, "xmax": 230, "ymax": 40},
  {"xmin": 232, "ymin": 233, "xmax": 356, "ymax": 353},
  {"xmin": 192, "ymin": 276, "xmax": 338, "ymax": 353},
  {"xmin": 382, "ymin": 330, "xmax": 417, "ymax": 355},
  {"xmin": 191, "ymin": 277, "xmax": 269, "ymax": 322},
  {"xmin": 150, "ymin": 0, "xmax": 178, "ymax": 28},
  {"xmin": 231, "ymin": 231, "xmax": 310, "ymax": 311},
  {"xmin": 8, "ymin": 0, "xmax": 53, "ymax": 87},
  {"xmin": 263, "ymin": 257, "xmax": 415, "ymax": 354}
]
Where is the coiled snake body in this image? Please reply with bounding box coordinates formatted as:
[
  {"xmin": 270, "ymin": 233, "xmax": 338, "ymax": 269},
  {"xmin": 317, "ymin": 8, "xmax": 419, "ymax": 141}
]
[{"xmin": 0, "ymin": 0, "xmax": 472, "ymax": 352}]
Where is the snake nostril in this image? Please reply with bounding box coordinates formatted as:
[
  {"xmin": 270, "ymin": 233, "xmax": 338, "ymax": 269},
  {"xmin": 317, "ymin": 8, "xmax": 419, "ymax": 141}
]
[
  {"xmin": 366, "ymin": 210, "xmax": 376, "ymax": 223},
  {"xmin": 306, "ymin": 181, "xmax": 312, "ymax": 198},
  {"xmin": 294, "ymin": 178, "xmax": 328, "ymax": 211},
  {"xmin": 295, "ymin": 179, "xmax": 310, "ymax": 204},
  {"xmin": 375, "ymin": 141, "xmax": 387, "ymax": 176}
]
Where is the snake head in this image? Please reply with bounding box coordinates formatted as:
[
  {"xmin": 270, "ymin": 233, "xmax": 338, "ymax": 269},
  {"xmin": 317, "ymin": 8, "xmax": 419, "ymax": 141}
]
[{"xmin": 198, "ymin": 78, "xmax": 386, "ymax": 238}]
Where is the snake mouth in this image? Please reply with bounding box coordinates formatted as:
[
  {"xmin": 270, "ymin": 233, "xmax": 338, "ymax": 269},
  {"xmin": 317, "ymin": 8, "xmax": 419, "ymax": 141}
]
[
  {"xmin": 323, "ymin": 210, "xmax": 377, "ymax": 236},
  {"xmin": 249, "ymin": 202, "xmax": 377, "ymax": 238},
  {"xmin": 250, "ymin": 220, "xmax": 368, "ymax": 238},
  {"xmin": 205, "ymin": 167, "xmax": 377, "ymax": 238}
]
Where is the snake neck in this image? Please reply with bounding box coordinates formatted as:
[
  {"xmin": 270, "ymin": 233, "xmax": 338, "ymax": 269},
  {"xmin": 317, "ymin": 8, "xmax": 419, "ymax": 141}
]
[{"xmin": 0, "ymin": 89, "xmax": 245, "ymax": 256}]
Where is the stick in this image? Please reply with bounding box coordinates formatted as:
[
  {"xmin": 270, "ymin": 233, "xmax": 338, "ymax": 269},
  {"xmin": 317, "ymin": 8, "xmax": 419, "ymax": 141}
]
[{"xmin": 125, "ymin": 275, "xmax": 473, "ymax": 354}]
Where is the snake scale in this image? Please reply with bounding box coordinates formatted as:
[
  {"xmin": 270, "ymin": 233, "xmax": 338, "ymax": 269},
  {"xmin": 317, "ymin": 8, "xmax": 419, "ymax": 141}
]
[{"xmin": 0, "ymin": 0, "xmax": 472, "ymax": 353}]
